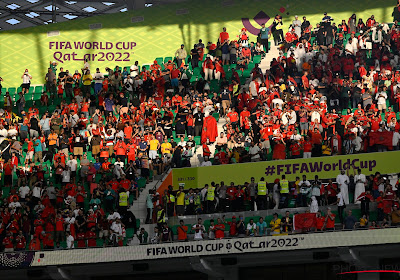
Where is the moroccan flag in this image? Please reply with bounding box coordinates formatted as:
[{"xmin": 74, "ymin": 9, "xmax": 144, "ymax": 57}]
[
  {"xmin": 201, "ymin": 115, "xmax": 218, "ymax": 144},
  {"xmin": 369, "ymin": 131, "xmax": 393, "ymax": 150},
  {"xmin": 293, "ymin": 213, "xmax": 317, "ymax": 230}
]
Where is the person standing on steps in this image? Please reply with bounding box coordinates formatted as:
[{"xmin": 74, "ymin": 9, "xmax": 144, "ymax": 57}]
[
  {"xmin": 272, "ymin": 15, "xmax": 284, "ymax": 46},
  {"xmin": 258, "ymin": 23, "xmax": 271, "ymax": 53}
]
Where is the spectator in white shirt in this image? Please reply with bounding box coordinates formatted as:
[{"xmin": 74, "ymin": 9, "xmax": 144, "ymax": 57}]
[
  {"xmin": 110, "ymin": 218, "xmax": 123, "ymax": 246},
  {"xmin": 67, "ymin": 155, "xmax": 77, "ymax": 183},
  {"xmin": 216, "ymin": 132, "xmax": 228, "ymax": 149},
  {"xmin": 352, "ymin": 134, "xmax": 363, "ymax": 152},
  {"xmin": 246, "ymin": 219, "xmax": 257, "ymax": 236},
  {"xmin": 281, "ymin": 109, "xmax": 297, "ymax": 125},
  {"xmin": 375, "ymin": 87, "xmax": 388, "ymax": 112},
  {"xmin": 130, "ymin": 61, "xmax": 139, "ymax": 77},
  {"xmin": 249, "ymin": 142, "xmax": 261, "ymax": 162},
  {"xmin": 177, "ymin": 136, "xmax": 187, "ymax": 147},
  {"xmin": 19, "ymin": 185, "xmax": 30, "ymax": 202},
  {"xmin": 345, "ymin": 39, "xmax": 354, "ymax": 55},
  {"xmin": 9, "ymin": 197, "xmax": 21, "ymax": 212},
  {"xmin": 65, "ymin": 212, "xmax": 75, "ymax": 232},
  {"xmin": 66, "ymin": 232, "xmax": 75, "ymax": 249},
  {"xmin": 32, "ymin": 184, "xmax": 43, "ymax": 204},
  {"xmin": 192, "ymin": 218, "xmax": 205, "ymax": 240},
  {"xmin": 201, "ymin": 158, "xmax": 212, "ymax": 167},
  {"xmin": 93, "ymin": 68, "xmax": 104, "ymax": 95},
  {"xmin": 107, "ymin": 211, "xmax": 121, "ymax": 221},
  {"xmin": 393, "ymin": 130, "xmax": 400, "ymax": 150},
  {"xmin": 290, "ymin": 130, "xmax": 302, "ymax": 141}
]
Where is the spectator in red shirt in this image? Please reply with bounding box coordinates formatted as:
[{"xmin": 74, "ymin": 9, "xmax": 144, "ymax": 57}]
[
  {"xmin": 76, "ymin": 228, "xmax": 87, "ymax": 248},
  {"xmin": 226, "ymin": 183, "xmax": 237, "ymax": 211},
  {"xmin": 42, "ymin": 231, "xmax": 54, "ymax": 250},
  {"xmin": 315, "ymin": 211, "xmax": 325, "ymax": 231},
  {"xmin": 170, "ymin": 64, "xmax": 180, "ymax": 89},
  {"xmin": 325, "ymin": 208, "xmax": 336, "ymax": 230},
  {"xmin": 311, "ymin": 128, "xmax": 323, "ymax": 157},
  {"xmin": 2, "ymin": 232, "xmax": 14, "ymax": 252},
  {"xmin": 214, "ymin": 218, "xmax": 225, "ymax": 239},
  {"xmin": 219, "ymin": 27, "xmax": 229, "ymax": 43},
  {"xmin": 15, "ymin": 231, "xmax": 26, "ymax": 251},
  {"xmin": 86, "ymin": 227, "xmax": 97, "ymax": 248},
  {"xmin": 223, "ymin": 215, "xmax": 238, "ymax": 237},
  {"xmin": 3, "ymin": 159, "xmax": 13, "ymax": 188},
  {"xmin": 55, "ymin": 212, "xmax": 65, "ymax": 242}
]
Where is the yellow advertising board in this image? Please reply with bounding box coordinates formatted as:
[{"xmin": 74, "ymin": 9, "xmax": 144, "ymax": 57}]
[{"xmin": 172, "ymin": 151, "xmax": 400, "ymax": 189}]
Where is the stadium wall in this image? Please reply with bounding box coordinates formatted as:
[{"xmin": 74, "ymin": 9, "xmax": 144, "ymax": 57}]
[
  {"xmin": 0, "ymin": 228, "xmax": 399, "ymax": 269},
  {"xmin": 0, "ymin": 0, "xmax": 395, "ymax": 87}
]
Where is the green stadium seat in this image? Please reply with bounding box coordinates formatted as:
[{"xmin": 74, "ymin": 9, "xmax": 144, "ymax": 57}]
[
  {"xmin": 252, "ymin": 55, "xmax": 262, "ymax": 64},
  {"xmin": 137, "ymin": 178, "xmax": 147, "ymax": 191},
  {"xmin": 16, "ymin": 87, "xmax": 22, "ymax": 94},
  {"xmin": 126, "ymin": 228, "xmax": 135, "ymax": 238},
  {"xmin": 164, "ymin": 57, "xmax": 173, "ymax": 63},
  {"xmin": 96, "ymin": 239, "xmax": 104, "ymax": 247},
  {"xmin": 194, "ymin": 136, "xmax": 201, "ymax": 145},
  {"xmin": 33, "ymin": 91, "xmax": 42, "ymax": 101},
  {"xmin": 35, "ymin": 86, "xmax": 43, "ymax": 93},
  {"xmin": 212, "ymin": 112, "xmax": 220, "ymax": 122},
  {"xmin": 155, "ymin": 57, "xmax": 163, "ymax": 65},
  {"xmin": 190, "ymin": 75, "xmax": 198, "ymax": 83},
  {"xmin": 7, "ymin": 87, "xmax": 16, "ymax": 95},
  {"xmin": 203, "ymin": 219, "xmax": 211, "ymax": 231},
  {"xmin": 242, "ymin": 69, "xmax": 251, "ymax": 78},
  {"xmin": 25, "ymin": 93, "xmax": 34, "ymax": 103},
  {"xmin": 244, "ymin": 216, "xmax": 260, "ymax": 225}
]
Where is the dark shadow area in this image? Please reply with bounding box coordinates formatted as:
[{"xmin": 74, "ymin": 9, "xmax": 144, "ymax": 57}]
[{"xmin": 0, "ymin": 0, "xmax": 395, "ymax": 36}]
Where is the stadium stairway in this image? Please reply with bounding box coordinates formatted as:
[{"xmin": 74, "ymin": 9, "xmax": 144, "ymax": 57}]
[
  {"xmin": 259, "ymin": 44, "xmax": 281, "ymax": 74},
  {"xmin": 129, "ymin": 170, "xmax": 172, "ymax": 224}
]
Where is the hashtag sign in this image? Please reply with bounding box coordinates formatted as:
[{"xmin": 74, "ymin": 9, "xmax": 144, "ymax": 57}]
[{"xmin": 265, "ymin": 165, "xmax": 276, "ymax": 176}]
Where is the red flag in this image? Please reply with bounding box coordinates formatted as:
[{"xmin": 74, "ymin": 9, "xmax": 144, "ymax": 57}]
[
  {"xmin": 369, "ymin": 131, "xmax": 393, "ymax": 150},
  {"xmin": 293, "ymin": 213, "xmax": 317, "ymax": 230},
  {"xmin": 201, "ymin": 115, "xmax": 218, "ymax": 144}
]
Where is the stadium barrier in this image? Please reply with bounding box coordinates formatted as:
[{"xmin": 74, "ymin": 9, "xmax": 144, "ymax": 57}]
[{"xmin": 1, "ymin": 228, "xmax": 399, "ymax": 269}]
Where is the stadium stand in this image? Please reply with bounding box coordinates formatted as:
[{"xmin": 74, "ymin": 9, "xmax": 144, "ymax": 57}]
[{"xmin": 0, "ymin": 5, "xmax": 400, "ymax": 260}]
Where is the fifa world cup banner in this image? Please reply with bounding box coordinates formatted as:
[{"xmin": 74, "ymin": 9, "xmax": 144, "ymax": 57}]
[
  {"xmin": 172, "ymin": 151, "xmax": 400, "ymax": 190},
  {"xmin": 0, "ymin": 228, "xmax": 398, "ymax": 268}
]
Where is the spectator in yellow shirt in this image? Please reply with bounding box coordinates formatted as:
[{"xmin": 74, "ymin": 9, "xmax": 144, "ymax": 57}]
[
  {"xmin": 175, "ymin": 186, "xmax": 186, "ymax": 215},
  {"xmin": 82, "ymin": 70, "xmax": 93, "ymax": 95},
  {"xmin": 359, "ymin": 215, "xmax": 368, "ymax": 228},
  {"xmin": 270, "ymin": 213, "xmax": 281, "ymax": 235},
  {"xmin": 148, "ymin": 134, "xmax": 160, "ymax": 160},
  {"xmin": 161, "ymin": 138, "xmax": 173, "ymax": 158}
]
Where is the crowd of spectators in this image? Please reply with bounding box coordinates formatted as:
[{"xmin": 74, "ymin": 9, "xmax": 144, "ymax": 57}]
[
  {"xmin": 141, "ymin": 205, "xmax": 400, "ymax": 244},
  {"xmin": 151, "ymin": 169, "xmax": 400, "ymax": 225},
  {"xmin": 145, "ymin": 168, "xmax": 400, "ymax": 243},
  {"xmin": 0, "ymin": 8, "xmax": 400, "ymax": 251}
]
